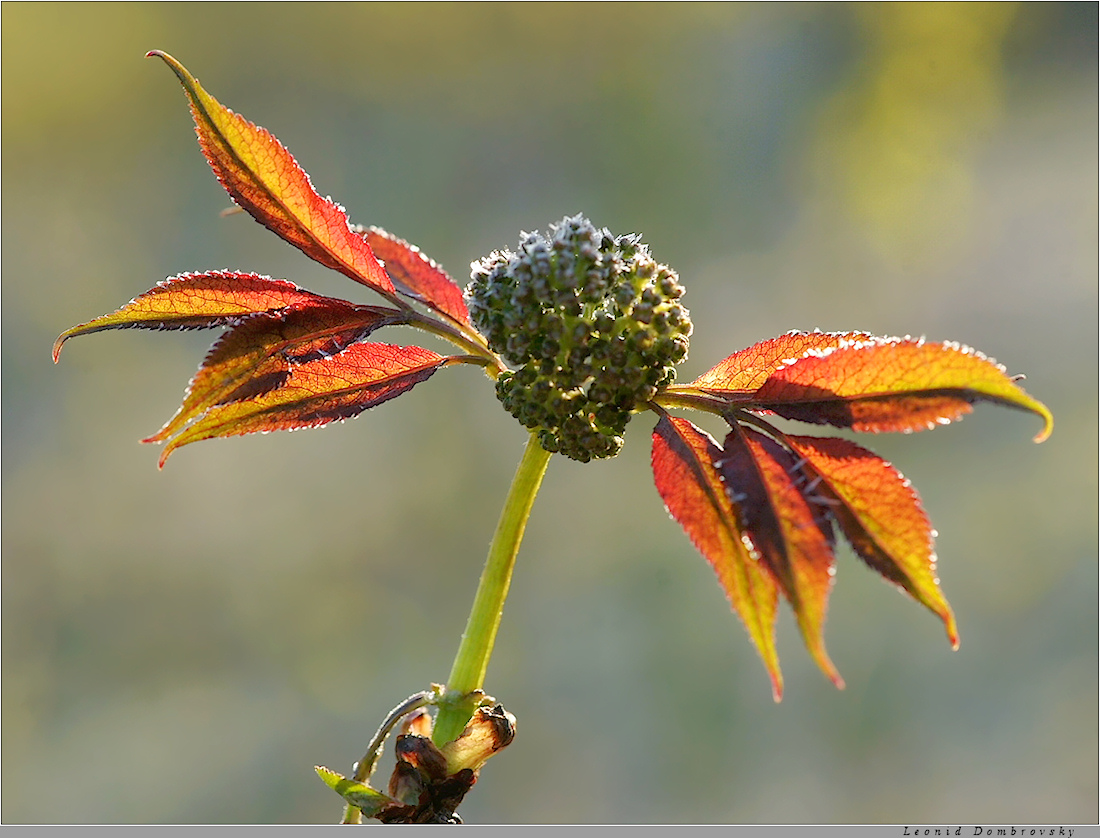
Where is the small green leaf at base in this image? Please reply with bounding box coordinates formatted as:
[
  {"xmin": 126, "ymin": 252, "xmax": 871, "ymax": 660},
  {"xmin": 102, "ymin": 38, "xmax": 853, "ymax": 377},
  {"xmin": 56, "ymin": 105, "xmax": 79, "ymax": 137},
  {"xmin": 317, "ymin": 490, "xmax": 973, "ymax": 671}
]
[{"xmin": 315, "ymin": 765, "xmax": 395, "ymax": 816}]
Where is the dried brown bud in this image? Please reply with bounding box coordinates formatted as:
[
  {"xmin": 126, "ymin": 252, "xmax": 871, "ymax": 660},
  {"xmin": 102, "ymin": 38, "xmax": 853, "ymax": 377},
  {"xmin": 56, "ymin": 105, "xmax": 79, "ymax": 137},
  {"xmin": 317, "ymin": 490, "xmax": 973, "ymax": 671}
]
[
  {"xmin": 439, "ymin": 703, "xmax": 517, "ymax": 774},
  {"xmin": 386, "ymin": 758, "xmax": 426, "ymax": 805},
  {"xmin": 392, "ymin": 734, "xmax": 448, "ymax": 782},
  {"xmin": 377, "ymin": 701, "xmax": 516, "ymax": 823}
]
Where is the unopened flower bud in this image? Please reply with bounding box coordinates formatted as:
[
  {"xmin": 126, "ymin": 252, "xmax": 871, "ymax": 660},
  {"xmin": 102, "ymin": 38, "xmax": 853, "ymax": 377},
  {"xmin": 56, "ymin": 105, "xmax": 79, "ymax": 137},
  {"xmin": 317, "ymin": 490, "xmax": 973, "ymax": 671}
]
[{"xmin": 467, "ymin": 214, "xmax": 692, "ymax": 462}]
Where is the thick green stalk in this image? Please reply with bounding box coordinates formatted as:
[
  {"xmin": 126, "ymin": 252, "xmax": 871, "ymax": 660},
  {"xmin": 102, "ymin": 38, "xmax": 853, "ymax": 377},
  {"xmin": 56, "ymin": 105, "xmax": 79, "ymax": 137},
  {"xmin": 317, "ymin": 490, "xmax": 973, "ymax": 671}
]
[{"xmin": 432, "ymin": 432, "xmax": 552, "ymax": 745}]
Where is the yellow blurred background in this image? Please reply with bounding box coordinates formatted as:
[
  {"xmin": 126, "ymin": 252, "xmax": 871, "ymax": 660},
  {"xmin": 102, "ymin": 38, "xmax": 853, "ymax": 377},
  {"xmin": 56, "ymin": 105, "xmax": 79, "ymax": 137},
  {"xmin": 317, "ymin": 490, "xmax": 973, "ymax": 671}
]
[{"xmin": 3, "ymin": 2, "xmax": 1096, "ymax": 823}]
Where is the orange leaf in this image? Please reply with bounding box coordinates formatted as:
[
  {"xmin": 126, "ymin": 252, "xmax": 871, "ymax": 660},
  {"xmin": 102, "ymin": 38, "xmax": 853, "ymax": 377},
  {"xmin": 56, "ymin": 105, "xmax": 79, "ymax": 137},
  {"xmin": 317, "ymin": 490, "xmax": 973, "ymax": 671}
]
[
  {"xmin": 148, "ymin": 51, "xmax": 394, "ymax": 297},
  {"xmin": 145, "ymin": 301, "xmax": 401, "ymax": 444},
  {"xmin": 361, "ymin": 226, "xmax": 471, "ymax": 326},
  {"xmin": 720, "ymin": 425, "xmax": 844, "ymax": 689},
  {"xmin": 691, "ymin": 331, "xmax": 874, "ymax": 394},
  {"xmin": 53, "ymin": 271, "xmax": 330, "ymax": 361},
  {"xmin": 784, "ymin": 434, "xmax": 958, "ymax": 648},
  {"xmin": 154, "ymin": 343, "xmax": 447, "ymax": 467},
  {"xmin": 651, "ymin": 415, "xmax": 783, "ymax": 700},
  {"xmin": 752, "ymin": 336, "xmax": 1053, "ymax": 442}
]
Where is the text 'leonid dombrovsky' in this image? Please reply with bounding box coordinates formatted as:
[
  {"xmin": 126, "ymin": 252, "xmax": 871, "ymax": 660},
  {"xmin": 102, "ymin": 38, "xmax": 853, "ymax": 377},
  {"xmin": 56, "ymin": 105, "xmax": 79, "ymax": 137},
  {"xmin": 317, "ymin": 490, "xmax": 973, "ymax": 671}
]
[{"xmin": 903, "ymin": 828, "xmax": 1077, "ymax": 837}]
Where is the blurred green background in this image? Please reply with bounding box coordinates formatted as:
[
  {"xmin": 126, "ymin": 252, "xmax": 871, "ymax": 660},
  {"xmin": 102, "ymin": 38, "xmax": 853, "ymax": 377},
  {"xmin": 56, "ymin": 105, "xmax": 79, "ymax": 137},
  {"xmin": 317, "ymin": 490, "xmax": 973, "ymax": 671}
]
[{"xmin": 3, "ymin": 2, "xmax": 1096, "ymax": 824}]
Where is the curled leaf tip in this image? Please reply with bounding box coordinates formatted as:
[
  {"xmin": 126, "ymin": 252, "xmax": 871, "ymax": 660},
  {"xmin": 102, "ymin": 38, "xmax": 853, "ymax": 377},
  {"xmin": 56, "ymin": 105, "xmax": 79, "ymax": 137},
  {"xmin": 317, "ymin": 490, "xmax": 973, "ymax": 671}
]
[
  {"xmin": 51, "ymin": 332, "xmax": 69, "ymax": 363},
  {"xmin": 145, "ymin": 51, "xmax": 183, "ymax": 76},
  {"xmin": 146, "ymin": 50, "xmax": 192, "ymax": 91},
  {"xmin": 1032, "ymin": 406, "xmax": 1054, "ymax": 444}
]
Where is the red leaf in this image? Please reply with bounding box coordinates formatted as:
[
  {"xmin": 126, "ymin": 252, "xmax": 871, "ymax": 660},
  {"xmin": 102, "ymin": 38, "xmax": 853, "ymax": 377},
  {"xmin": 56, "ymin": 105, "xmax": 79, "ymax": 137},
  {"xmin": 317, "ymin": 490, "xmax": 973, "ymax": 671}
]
[
  {"xmin": 53, "ymin": 271, "xmax": 328, "ymax": 361},
  {"xmin": 361, "ymin": 226, "xmax": 471, "ymax": 326},
  {"xmin": 691, "ymin": 331, "xmax": 874, "ymax": 394},
  {"xmin": 145, "ymin": 300, "xmax": 401, "ymax": 445},
  {"xmin": 153, "ymin": 343, "xmax": 447, "ymax": 467},
  {"xmin": 751, "ymin": 336, "xmax": 1054, "ymax": 442},
  {"xmin": 784, "ymin": 434, "xmax": 958, "ymax": 648},
  {"xmin": 720, "ymin": 425, "xmax": 844, "ymax": 688},
  {"xmin": 148, "ymin": 51, "xmax": 394, "ymax": 297},
  {"xmin": 651, "ymin": 415, "xmax": 783, "ymax": 700}
]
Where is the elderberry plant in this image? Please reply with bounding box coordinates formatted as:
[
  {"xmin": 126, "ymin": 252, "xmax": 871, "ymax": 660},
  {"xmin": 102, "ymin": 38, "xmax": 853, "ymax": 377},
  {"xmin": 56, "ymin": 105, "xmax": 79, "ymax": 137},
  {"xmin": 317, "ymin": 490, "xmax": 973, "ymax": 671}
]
[{"xmin": 54, "ymin": 53, "xmax": 1053, "ymax": 823}]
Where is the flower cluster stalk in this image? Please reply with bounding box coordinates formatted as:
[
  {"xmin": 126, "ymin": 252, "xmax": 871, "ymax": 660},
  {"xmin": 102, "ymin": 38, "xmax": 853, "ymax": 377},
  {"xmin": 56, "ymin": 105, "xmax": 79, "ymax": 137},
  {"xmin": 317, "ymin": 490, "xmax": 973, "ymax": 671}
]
[{"xmin": 431, "ymin": 432, "xmax": 552, "ymax": 746}]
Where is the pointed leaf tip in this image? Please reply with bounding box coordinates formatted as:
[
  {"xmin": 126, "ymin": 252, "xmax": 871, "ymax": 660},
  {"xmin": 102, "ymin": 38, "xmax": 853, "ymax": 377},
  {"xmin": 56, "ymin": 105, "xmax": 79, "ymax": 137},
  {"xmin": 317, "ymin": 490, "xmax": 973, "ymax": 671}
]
[
  {"xmin": 150, "ymin": 51, "xmax": 394, "ymax": 297},
  {"xmin": 770, "ymin": 675, "xmax": 783, "ymax": 703},
  {"xmin": 315, "ymin": 765, "xmax": 344, "ymax": 789}
]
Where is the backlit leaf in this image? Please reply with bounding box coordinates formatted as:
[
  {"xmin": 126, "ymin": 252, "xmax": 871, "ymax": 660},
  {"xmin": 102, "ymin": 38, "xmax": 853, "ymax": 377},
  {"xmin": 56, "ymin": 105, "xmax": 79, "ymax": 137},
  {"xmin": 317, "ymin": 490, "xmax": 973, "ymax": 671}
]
[
  {"xmin": 651, "ymin": 415, "xmax": 783, "ymax": 700},
  {"xmin": 785, "ymin": 434, "xmax": 958, "ymax": 648},
  {"xmin": 154, "ymin": 343, "xmax": 448, "ymax": 467},
  {"xmin": 148, "ymin": 51, "xmax": 394, "ymax": 297},
  {"xmin": 145, "ymin": 301, "xmax": 402, "ymax": 444},
  {"xmin": 720, "ymin": 425, "xmax": 843, "ymax": 688},
  {"xmin": 52, "ymin": 271, "xmax": 325, "ymax": 361},
  {"xmin": 691, "ymin": 330, "xmax": 873, "ymax": 394},
  {"xmin": 315, "ymin": 766, "xmax": 395, "ymax": 817},
  {"xmin": 752, "ymin": 336, "xmax": 1054, "ymax": 442},
  {"xmin": 361, "ymin": 226, "xmax": 471, "ymax": 326}
]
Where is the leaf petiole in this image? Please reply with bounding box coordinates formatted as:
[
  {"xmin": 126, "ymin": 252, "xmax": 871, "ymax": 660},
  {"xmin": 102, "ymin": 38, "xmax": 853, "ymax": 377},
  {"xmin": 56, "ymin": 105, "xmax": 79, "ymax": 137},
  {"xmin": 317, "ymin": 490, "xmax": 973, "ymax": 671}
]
[
  {"xmin": 405, "ymin": 309, "xmax": 505, "ymax": 375},
  {"xmin": 653, "ymin": 386, "xmax": 745, "ymax": 415}
]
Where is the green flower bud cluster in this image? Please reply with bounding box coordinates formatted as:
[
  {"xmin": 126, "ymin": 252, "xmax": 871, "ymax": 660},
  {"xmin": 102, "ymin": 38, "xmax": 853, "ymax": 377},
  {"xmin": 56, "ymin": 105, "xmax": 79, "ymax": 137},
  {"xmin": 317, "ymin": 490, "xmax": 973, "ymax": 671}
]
[{"xmin": 467, "ymin": 214, "xmax": 692, "ymax": 462}]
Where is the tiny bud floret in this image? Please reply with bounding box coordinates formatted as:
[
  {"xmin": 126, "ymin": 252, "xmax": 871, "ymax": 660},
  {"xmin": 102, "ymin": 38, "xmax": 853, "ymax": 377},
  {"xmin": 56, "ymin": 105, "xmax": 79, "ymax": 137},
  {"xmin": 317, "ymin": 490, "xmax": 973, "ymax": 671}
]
[{"xmin": 467, "ymin": 215, "xmax": 692, "ymax": 461}]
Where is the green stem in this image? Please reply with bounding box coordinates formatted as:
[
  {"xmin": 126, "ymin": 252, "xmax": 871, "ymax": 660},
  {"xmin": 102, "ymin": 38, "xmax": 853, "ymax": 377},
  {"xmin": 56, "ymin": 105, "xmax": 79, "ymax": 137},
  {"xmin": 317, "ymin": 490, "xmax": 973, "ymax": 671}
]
[{"xmin": 432, "ymin": 432, "xmax": 552, "ymax": 746}]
